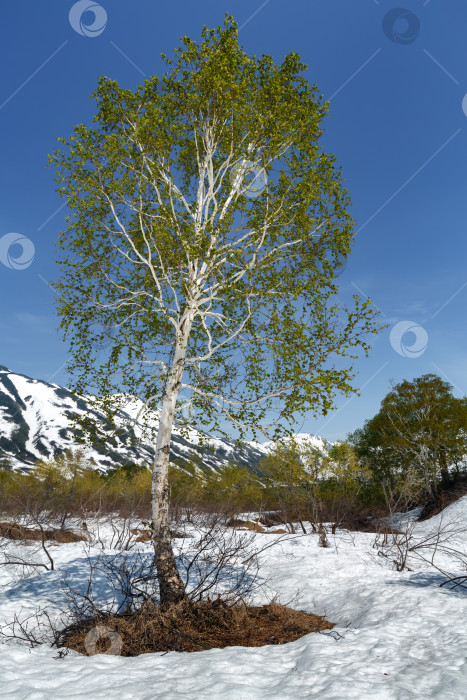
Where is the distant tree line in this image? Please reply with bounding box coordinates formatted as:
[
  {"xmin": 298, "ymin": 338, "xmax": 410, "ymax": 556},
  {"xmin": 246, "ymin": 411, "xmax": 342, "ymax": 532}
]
[{"xmin": 1, "ymin": 374, "xmax": 465, "ymax": 533}]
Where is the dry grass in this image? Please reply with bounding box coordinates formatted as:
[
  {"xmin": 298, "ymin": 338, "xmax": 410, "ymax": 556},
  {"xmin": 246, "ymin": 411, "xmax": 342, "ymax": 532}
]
[
  {"xmin": 226, "ymin": 518, "xmax": 287, "ymax": 534},
  {"xmin": 61, "ymin": 600, "xmax": 334, "ymax": 655},
  {"xmin": 130, "ymin": 527, "xmax": 152, "ymax": 542},
  {"xmin": 0, "ymin": 522, "xmax": 86, "ymax": 543},
  {"xmin": 258, "ymin": 512, "xmax": 287, "ymax": 527},
  {"xmin": 226, "ymin": 518, "xmax": 266, "ymax": 533}
]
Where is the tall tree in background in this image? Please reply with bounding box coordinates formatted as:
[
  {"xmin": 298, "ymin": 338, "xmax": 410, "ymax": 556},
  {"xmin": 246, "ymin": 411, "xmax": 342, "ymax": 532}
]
[
  {"xmin": 50, "ymin": 16, "xmax": 380, "ymax": 605},
  {"xmin": 350, "ymin": 374, "xmax": 467, "ymax": 498}
]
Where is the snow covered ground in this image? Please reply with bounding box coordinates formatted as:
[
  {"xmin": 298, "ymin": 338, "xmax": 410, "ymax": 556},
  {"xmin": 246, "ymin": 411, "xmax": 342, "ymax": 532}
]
[{"xmin": 1, "ymin": 500, "xmax": 467, "ymax": 699}]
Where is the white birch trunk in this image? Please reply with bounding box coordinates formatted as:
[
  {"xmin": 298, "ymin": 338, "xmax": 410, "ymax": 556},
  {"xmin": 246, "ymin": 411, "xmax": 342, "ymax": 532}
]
[{"xmin": 151, "ymin": 310, "xmax": 193, "ymax": 606}]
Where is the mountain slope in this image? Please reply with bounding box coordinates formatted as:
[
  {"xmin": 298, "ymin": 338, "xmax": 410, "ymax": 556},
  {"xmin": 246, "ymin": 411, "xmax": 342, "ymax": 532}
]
[{"xmin": 0, "ymin": 366, "xmax": 270, "ymax": 472}]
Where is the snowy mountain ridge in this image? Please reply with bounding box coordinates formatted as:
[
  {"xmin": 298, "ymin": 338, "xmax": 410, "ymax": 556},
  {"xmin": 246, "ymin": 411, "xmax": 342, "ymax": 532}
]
[{"xmin": 0, "ymin": 366, "xmax": 325, "ymax": 473}]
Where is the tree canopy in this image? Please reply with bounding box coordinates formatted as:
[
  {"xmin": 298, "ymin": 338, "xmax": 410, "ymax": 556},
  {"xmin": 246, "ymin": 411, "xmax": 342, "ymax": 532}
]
[
  {"xmin": 50, "ymin": 15, "xmax": 380, "ymax": 445},
  {"xmin": 350, "ymin": 374, "xmax": 467, "ymax": 497}
]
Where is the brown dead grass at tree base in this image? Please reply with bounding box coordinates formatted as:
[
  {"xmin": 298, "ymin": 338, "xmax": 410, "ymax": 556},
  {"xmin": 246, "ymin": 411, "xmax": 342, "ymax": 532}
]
[{"xmin": 60, "ymin": 600, "xmax": 334, "ymax": 655}]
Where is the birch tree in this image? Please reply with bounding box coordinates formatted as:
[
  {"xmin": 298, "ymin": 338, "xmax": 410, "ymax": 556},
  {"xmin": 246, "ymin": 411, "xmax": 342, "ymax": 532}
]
[
  {"xmin": 50, "ymin": 16, "xmax": 380, "ymax": 605},
  {"xmin": 350, "ymin": 374, "xmax": 467, "ymax": 498}
]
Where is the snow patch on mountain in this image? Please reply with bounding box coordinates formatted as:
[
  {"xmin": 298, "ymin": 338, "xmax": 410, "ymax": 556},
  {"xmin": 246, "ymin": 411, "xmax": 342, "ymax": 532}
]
[{"xmin": 0, "ymin": 366, "xmax": 319, "ymax": 474}]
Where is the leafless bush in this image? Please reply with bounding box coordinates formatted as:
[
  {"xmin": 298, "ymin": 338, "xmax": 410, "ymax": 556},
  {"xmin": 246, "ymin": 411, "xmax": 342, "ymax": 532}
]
[
  {"xmin": 0, "ymin": 606, "xmax": 66, "ymax": 649},
  {"xmin": 66, "ymin": 514, "xmax": 281, "ymax": 614},
  {"xmin": 0, "ymin": 509, "xmax": 297, "ymax": 655},
  {"xmin": 440, "ymin": 572, "xmax": 467, "ymax": 590},
  {"xmin": 84, "ymin": 513, "xmax": 141, "ymax": 551},
  {"xmin": 54, "ymin": 516, "xmax": 301, "ymax": 654},
  {"xmin": 177, "ymin": 516, "xmax": 262, "ymax": 604},
  {"xmin": 0, "ymin": 518, "xmax": 57, "ymax": 574},
  {"xmin": 61, "ymin": 549, "xmax": 158, "ymax": 620},
  {"xmin": 373, "ymin": 483, "xmax": 467, "ymax": 575}
]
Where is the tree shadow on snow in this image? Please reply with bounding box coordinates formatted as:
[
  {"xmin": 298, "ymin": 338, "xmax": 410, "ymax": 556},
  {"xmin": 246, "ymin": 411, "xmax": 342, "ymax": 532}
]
[{"xmin": 386, "ymin": 571, "xmax": 467, "ymax": 598}]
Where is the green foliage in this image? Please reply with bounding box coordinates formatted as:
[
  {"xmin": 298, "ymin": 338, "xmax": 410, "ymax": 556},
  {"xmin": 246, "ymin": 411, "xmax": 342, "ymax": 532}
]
[
  {"xmin": 49, "ymin": 13, "xmax": 381, "ymax": 449},
  {"xmin": 104, "ymin": 461, "xmax": 148, "ymax": 481},
  {"xmin": 0, "ymin": 451, "xmax": 153, "ymax": 522},
  {"xmin": 326, "ymin": 441, "xmax": 371, "ymax": 492},
  {"xmin": 257, "ymin": 436, "xmax": 379, "ymax": 526},
  {"xmin": 350, "ymin": 374, "xmax": 467, "ymax": 498},
  {"xmin": 259, "ymin": 440, "xmax": 315, "ymax": 524},
  {"xmin": 169, "ymin": 461, "xmax": 265, "ymax": 513},
  {"xmin": 208, "ymin": 463, "xmax": 265, "ymax": 510},
  {"xmin": 0, "ymin": 447, "xmax": 389, "ymax": 525}
]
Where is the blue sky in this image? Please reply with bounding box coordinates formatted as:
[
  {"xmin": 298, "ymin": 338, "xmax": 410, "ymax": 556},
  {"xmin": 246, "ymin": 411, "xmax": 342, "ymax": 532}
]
[{"xmin": 1, "ymin": 0, "xmax": 467, "ymax": 441}]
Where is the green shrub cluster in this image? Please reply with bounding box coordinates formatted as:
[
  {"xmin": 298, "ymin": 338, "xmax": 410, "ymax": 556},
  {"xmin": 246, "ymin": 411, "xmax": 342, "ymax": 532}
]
[
  {"xmin": 0, "ymin": 437, "xmax": 419, "ymax": 530},
  {"xmin": 0, "ymin": 450, "xmax": 152, "ymax": 523}
]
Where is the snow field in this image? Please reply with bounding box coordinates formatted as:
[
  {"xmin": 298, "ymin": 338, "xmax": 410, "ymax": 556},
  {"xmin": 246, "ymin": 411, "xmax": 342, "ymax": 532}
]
[{"xmin": 1, "ymin": 501, "xmax": 467, "ymax": 699}]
